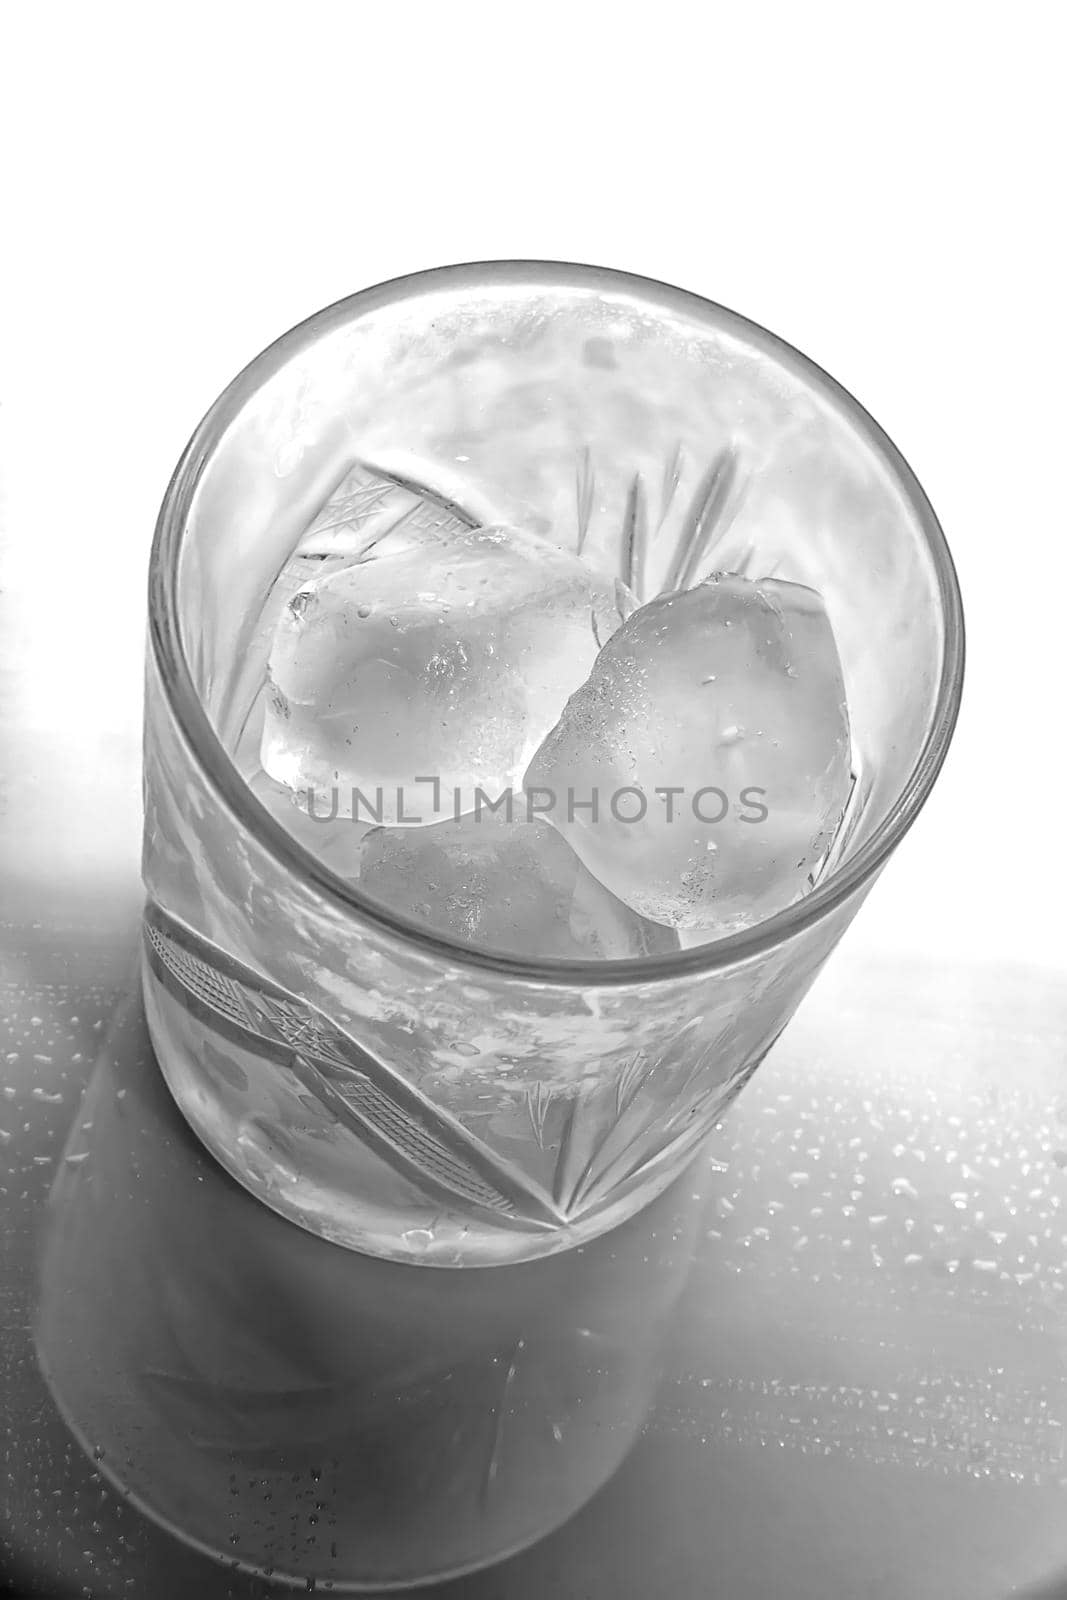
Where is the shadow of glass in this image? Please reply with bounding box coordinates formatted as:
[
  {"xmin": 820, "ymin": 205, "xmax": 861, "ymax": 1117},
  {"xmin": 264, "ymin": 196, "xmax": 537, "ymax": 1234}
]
[{"xmin": 34, "ymin": 984, "xmax": 716, "ymax": 1591}]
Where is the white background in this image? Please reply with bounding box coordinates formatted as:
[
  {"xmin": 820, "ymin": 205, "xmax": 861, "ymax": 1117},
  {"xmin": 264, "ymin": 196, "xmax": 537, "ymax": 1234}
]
[{"xmin": 0, "ymin": 3, "xmax": 1063, "ymax": 970}]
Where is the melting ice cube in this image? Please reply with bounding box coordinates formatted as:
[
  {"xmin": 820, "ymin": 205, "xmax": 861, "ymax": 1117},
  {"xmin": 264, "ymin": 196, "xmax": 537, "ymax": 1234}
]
[
  {"xmin": 525, "ymin": 574, "xmax": 852, "ymax": 934},
  {"xmin": 358, "ymin": 810, "xmax": 679, "ymax": 960},
  {"xmin": 226, "ymin": 461, "xmax": 480, "ymax": 755},
  {"xmin": 262, "ymin": 524, "xmax": 633, "ymax": 825}
]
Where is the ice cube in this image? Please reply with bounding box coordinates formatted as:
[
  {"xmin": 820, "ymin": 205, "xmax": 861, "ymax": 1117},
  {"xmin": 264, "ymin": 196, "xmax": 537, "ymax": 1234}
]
[
  {"xmin": 262, "ymin": 524, "xmax": 633, "ymax": 826},
  {"xmin": 524, "ymin": 574, "xmax": 852, "ymax": 934},
  {"xmin": 358, "ymin": 810, "xmax": 679, "ymax": 960},
  {"xmin": 224, "ymin": 461, "xmax": 482, "ymax": 765}
]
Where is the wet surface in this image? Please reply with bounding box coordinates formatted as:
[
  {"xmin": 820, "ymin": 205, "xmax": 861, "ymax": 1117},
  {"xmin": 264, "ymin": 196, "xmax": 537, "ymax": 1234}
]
[{"xmin": 4, "ymin": 897, "xmax": 1067, "ymax": 1596}]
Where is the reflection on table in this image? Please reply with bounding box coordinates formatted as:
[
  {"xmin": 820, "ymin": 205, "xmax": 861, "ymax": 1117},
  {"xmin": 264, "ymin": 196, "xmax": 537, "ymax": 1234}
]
[{"xmin": 34, "ymin": 987, "xmax": 713, "ymax": 1590}]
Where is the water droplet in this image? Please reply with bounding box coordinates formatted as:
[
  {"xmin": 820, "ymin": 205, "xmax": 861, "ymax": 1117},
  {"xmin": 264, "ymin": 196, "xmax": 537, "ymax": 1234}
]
[{"xmin": 401, "ymin": 1228, "xmax": 435, "ymax": 1253}]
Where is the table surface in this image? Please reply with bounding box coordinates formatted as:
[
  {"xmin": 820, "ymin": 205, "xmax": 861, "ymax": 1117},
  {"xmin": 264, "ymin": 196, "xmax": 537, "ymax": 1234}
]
[{"xmin": 4, "ymin": 875, "xmax": 1067, "ymax": 1598}]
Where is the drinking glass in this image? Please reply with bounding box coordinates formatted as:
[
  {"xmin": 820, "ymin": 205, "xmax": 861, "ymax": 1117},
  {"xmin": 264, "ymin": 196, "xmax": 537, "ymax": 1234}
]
[{"xmin": 143, "ymin": 261, "xmax": 964, "ymax": 1266}]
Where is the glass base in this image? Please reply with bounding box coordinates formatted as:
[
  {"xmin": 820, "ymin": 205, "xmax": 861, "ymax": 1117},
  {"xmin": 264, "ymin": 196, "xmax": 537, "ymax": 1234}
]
[{"xmin": 142, "ymin": 953, "xmax": 695, "ymax": 1267}]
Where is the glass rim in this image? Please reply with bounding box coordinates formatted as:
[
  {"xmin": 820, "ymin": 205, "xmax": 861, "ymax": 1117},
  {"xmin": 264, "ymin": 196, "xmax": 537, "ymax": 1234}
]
[{"xmin": 149, "ymin": 258, "xmax": 966, "ymax": 989}]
